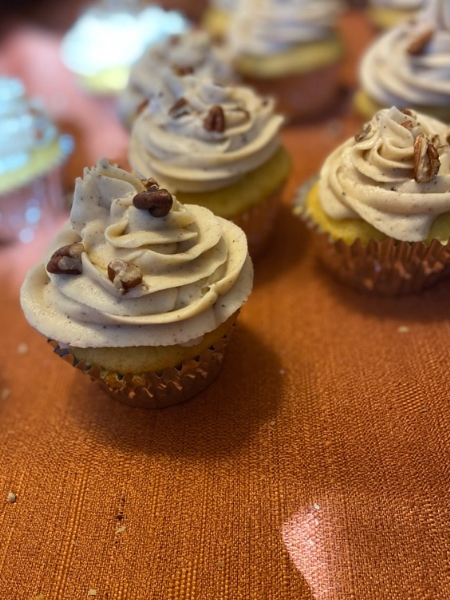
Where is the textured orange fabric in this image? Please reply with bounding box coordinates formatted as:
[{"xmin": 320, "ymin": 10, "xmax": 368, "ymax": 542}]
[{"xmin": 2, "ymin": 9, "xmax": 450, "ymax": 600}]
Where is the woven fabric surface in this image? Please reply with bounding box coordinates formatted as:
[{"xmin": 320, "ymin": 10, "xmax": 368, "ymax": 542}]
[{"xmin": 1, "ymin": 10, "xmax": 450, "ymax": 600}]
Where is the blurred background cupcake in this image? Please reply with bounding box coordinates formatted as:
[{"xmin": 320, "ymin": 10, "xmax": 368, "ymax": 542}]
[
  {"xmin": 226, "ymin": 0, "xmax": 346, "ymax": 122},
  {"xmin": 118, "ymin": 30, "xmax": 236, "ymax": 129},
  {"xmin": 128, "ymin": 71, "xmax": 291, "ymax": 259},
  {"xmin": 367, "ymin": 0, "xmax": 426, "ymax": 30},
  {"xmin": 0, "ymin": 77, "xmax": 72, "ymax": 245},
  {"xmin": 202, "ymin": 0, "xmax": 237, "ymax": 40},
  {"xmin": 60, "ymin": 0, "xmax": 189, "ymax": 96},
  {"xmin": 355, "ymin": 0, "xmax": 450, "ymax": 121},
  {"xmin": 294, "ymin": 106, "xmax": 450, "ymax": 295}
]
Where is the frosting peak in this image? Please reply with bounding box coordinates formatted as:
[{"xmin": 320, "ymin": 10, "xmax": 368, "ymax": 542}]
[{"xmin": 318, "ymin": 107, "xmax": 450, "ymax": 241}]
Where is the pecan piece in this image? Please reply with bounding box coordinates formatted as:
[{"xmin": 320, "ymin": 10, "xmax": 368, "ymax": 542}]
[
  {"xmin": 133, "ymin": 188, "xmax": 173, "ymax": 217},
  {"xmin": 401, "ymin": 109, "xmax": 414, "ymax": 117},
  {"xmin": 354, "ymin": 123, "xmax": 372, "ymax": 142},
  {"xmin": 172, "ymin": 64, "xmax": 194, "ymax": 76},
  {"xmin": 203, "ymin": 105, "xmax": 226, "ymax": 133},
  {"xmin": 108, "ymin": 260, "xmax": 142, "ymax": 294},
  {"xmin": 413, "ymin": 134, "xmax": 440, "ymax": 183},
  {"xmin": 169, "ymin": 97, "xmax": 189, "ymax": 118},
  {"xmin": 46, "ymin": 243, "xmax": 84, "ymax": 275},
  {"xmin": 136, "ymin": 99, "xmax": 149, "ymax": 116},
  {"xmin": 407, "ymin": 28, "xmax": 433, "ymax": 55}
]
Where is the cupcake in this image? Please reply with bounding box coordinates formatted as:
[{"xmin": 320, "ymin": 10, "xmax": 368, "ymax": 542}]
[
  {"xmin": 367, "ymin": 0, "xmax": 425, "ymax": 30},
  {"xmin": 128, "ymin": 71, "xmax": 290, "ymax": 258},
  {"xmin": 118, "ymin": 30, "xmax": 236, "ymax": 129},
  {"xmin": 0, "ymin": 77, "xmax": 71, "ymax": 244},
  {"xmin": 20, "ymin": 159, "xmax": 253, "ymax": 408},
  {"xmin": 60, "ymin": 0, "xmax": 188, "ymax": 95},
  {"xmin": 355, "ymin": 0, "xmax": 450, "ymax": 122},
  {"xmin": 202, "ymin": 0, "xmax": 237, "ymax": 40},
  {"xmin": 294, "ymin": 106, "xmax": 450, "ymax": 295},
  {"xmin": 227, "ymin": 0, "xmax": 345, "ymax": 121}
]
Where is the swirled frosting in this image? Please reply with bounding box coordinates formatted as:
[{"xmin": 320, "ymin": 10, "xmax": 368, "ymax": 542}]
[
  {"xmin": 21, "ymin": 159, "xmax": 253, "ymax": 348},
  {"xmin": 318, "ymin": 107, "xmax": 450, "ymax": 241},
  {"xmin": 128, "ymin": 71, "xmax": 284, "ymax": 193},
  {"xmin": 228, "ymin": 0, "xmax": 344, "ymax": 56},
  {"xmin": 0, "ymin": 77, "xmax": 58, "ymax": 176},
  {"xmin": 361, "ymin": 0, "xmax": 450, "ymax": 108},
  {"xmin": 119, "ymin": 31, "xmax": 235, "ymax": 124},
  {"xmin": 370, "ymin": 0, "xmax": 424, "ymax": 8}
]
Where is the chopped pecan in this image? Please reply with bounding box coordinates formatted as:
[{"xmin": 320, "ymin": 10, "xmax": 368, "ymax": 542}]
[
  {"xmin": 140, "ymin": 177, "xmax": 159, "ymax": 190},
  {"xmin": 136, "ymin": 99, "xmax": 149, "ymax": 116},
  {"xmin": 203, "ymin": 105, "xmax": 226, "ymax": 133},
  {"xmin": 401, "ymin": 120, "xmax": 414, "ymax": 130},
  {"xmin": 407, "ymin": 28, "xmax": 433, "ymax": 55},
  {"xmin": 108, "ymin": 260, "xmax": 142, "ymax": 294},
  {"xmin": 413, "ymin": 134, "xmax": 440, "ymax": 183},
  {"xmin": 401, "ymin": 109, "xmax": 414, "ymax": 117},
  {"xmin": 172, "ymin": 64, "xmax": 194, "ymax": 76},
  {"xmin": 168, "ymin": 97, "xmax": 189, "ymax": 118},
  {"xmin": 354, "ymin": 123, "xmax": 372, "ymax": 142},
  {"xmin": 46, "ymin": 243, "xmax": 84, "ymax": 275},
  {"xmin": 133, "ymin": 188, "xmax": 173, "ymax": 217}
]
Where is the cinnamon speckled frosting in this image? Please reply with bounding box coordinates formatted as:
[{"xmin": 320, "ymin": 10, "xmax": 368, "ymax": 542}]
[
  {"xmin": 128, "ymin": 71, "xmax": 284, "ymax": 193},
  {"xmin": 119, "ymin": 31, "xmax": 235, "ymax": 124},
  {"xmin": 228, "ymin": 0, "xmax": 344, "ymax": 56},
  {"xmin": 20, "ymin": 159, "xmax": 253, "ymax": 348},
  {"xmin": 318, "ymin": 107, "xmax": 450, "ymax": 241},
  {"xmin": 361, "ymin": 0, "xmax": 450, "ymax": 108}
]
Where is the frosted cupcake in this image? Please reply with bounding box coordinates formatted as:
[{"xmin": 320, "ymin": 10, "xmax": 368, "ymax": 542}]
[
  {"xmin": 128, "ymin": 71, "xmax": 290, "ymax": 258},
  {"xmin": 367, "ymin": 0, "xmax": 425, "ymax": 30},
  {"xmin": 202, "ymin": 0, "xmax": 237, "ymax": 40},
  {"xmin": 61, "ymin": 0, "xmax": 188, "ymax": 95},
  {"xmin": 0, "ymin": 78, "xmax": 71, "ymax": 244},
  {"xmin": 118, "ymin": 30, "xmax": 235, "ymax": 128},
  {"xmin": 295, "ymin": 107, "xmax": 450, "ymax": 295},
  {"xmin": 355, "ymin": 0, "xmax": 450, "ymax": 122},
  {"xmin": 227, "ymin": 0, "xmax": 345, "ymax": 121},
  {"xmin": 20, "ymin": 159, "xmax": 253, "ymax": 408}
]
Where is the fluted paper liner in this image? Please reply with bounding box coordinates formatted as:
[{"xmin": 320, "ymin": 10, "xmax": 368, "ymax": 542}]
[
  {"xmin": 234, "ymin": 187, "xmax": 281, "ymax": 260},
  {"xmin": 48, "ymin": 321, "xmax": 237, "ymax": 409},
  {"xmin": 294, "ymin": 179, "xmax": 450, "ymax": 296}
]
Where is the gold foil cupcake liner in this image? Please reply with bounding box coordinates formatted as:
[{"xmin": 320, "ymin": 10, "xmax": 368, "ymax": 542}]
[
  {"xmin": 233, "ymin": 187, "xmax": 282, "ymax": 260},
  {"xmin": 294, "ymin": 179, "xmax": 450, "ymax": 296},
  {"xmin": 48, "ymin": 322, "xmax": 236, "ymax": 409}
]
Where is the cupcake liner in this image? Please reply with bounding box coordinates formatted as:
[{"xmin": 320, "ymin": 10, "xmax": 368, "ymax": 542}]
[
  {"xmin": 294, "ymin": 178, "xmax": 450, "ymax": 296},
  {"xmin": 48, "ymin": 321, "xmax": 237, "ymax": 409},
  {"xmin": 241, "ymin": 61, "xmax": 341, "ymax": 122},
  {"xmin": 233, "ymin": 187, "xmax": 282, "ymax": 260}
]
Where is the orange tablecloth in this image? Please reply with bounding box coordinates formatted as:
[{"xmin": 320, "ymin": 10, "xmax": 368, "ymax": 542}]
[{"xmin": 1, "ymin": 10, "xmax": 450, "ymax": 600}]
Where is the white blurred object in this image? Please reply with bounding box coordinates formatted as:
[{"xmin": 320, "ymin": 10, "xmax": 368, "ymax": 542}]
[{"xmin": 61, "ymin": 1, "xmax": 189, "ymax": 92}]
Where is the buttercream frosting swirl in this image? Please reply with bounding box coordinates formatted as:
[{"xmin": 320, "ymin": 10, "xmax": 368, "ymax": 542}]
[
  {"xmin": 370, "ymin": 0, "xmax": 424, "ymax": 8},
  {"xmin": 0, "ymin": 77, "xmax": 58, "ymax": 176},
  {"xmin": 361, "ymin": 0, "xmax": 450, "ymax": 108},
  {"xmin": 119, "ymin": 31, "xmax": 235, "ymax": 123},
  {"xmin": 20, "ymin": 159, "xmax": 253, "ymax": 348},
  {"xmin": 228, "ymin": 0, "xmax": 344, "ymax": 56},
  {"xmin": 128, "ymin": 71, "xmax": 284, "ymax": 192},
  {"xmin": 318, "ymin": 106, "xmax": 450, "ymax": 241}
]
